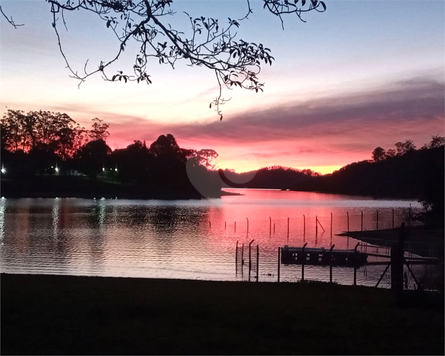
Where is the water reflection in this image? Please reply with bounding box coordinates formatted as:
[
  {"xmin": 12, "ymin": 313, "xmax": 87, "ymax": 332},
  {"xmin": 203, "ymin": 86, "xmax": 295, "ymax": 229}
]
[{"xmin": 0, "ymin": 191, "xmax": 427, "ymax": 286}]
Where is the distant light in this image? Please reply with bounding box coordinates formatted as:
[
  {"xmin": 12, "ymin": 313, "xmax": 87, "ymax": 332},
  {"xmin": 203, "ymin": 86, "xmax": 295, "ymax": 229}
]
[
  {"xmin": 51, "ymin": 166, "xmax": 54, "ymax": 168},
  {"xmin": 115, "ymin": 168, "xmax": 118, "ymax": 172},
  {"xmin": 1, "ymin": 168, "xmax": 5, "ymax": 174},
  {"xmin": 55, "ymin": 167, "xmax": 59, "ymax": 173},
  {"xmin": 1, "ymin": 196, "xmax": 5, "ymax": 199},
  {"xmin": 100, "ymin": 197, "xmax": 105, "ymax": 200},
  {"xmin": 102, "ymin": 167, "xmax": 105, "ymax": 172}
]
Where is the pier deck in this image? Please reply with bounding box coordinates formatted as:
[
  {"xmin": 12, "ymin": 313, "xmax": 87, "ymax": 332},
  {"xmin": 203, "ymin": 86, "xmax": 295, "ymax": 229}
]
[{"xmin": 281, "ymin": 246, "xmax": 368, "ymax": 267}]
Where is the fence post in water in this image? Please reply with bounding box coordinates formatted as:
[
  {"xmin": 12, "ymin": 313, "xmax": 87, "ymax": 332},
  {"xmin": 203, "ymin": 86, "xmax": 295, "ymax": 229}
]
[
  {"xmin": 330, "ymin": 213, "xmax": 333, "ymax": 240},
  {"xmin": 246, "ymin": 218, "xmax": 249, "ymax": 234},
  {"xmin": 225, "ymin": 221, "xmax": 227, "ymax": 230},
  {"xmin": 303, "ymin": 215, "xmax": 306, "ymax": 241},
  {"xmin": 248, "ymin": 239, "xmax": 254, "ymax": 282},
  {"xmin": 241, "ymin": 244, "xmax": 244, "ymax": 274},
  {"xmin": 273, "ymin": 223, "xmax": 276, "ymax": 234},
  {"xmin": 330, "ymin": 244, "xmax": 335, "ymax": 283},
  {"xmin": 287, "ymin": 217, "xmax": 290, "ymax": 240},
  {"xmin": 256, "ymin": 245, "xmax": 259, "ymax": 282},
  {"xmin": 235, "ymin": 241, "xmax": 238, "ymax": 273},
  {"xmin": 209, "ymin": 221, "xmax": 211, "ymax": 228},
  {"xmin": 315, "ymin": 216, "xmax": 318, "ymax": 237},
  {"xmin": 277, "ymin": 247, "xmax": 281, "ymax": 283},
  {"xmin": 269, "ymin": 217, "xmax": 272, "ymax": 235},
  {"xmin": 346, "ymin": 212, "xmax": 350, "ymax": 232},
  {"xmin": 234, "ymin": 221, "xmax": 236, "ymax": 233},
  {"xmin": 361, "ymin": 211, "xmax": 364, "ymax": 231},
  {"xmin": 391, "ymin": 223, "xmax": 405, "ymax": 305},
  {"xmin": 376, "ymin": 210, "xmax": 379, "ymax": 231},
  {"xmin": 353, "ymin": 242, "xmax": 360, "ymax": 286},
  {"xmin": 301, "ymin": 242, "xmax": 308, "ymax": 282}
]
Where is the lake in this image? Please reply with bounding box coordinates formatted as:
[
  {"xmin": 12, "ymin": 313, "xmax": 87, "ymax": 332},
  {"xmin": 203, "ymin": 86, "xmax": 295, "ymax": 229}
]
[{"xmin": 0, "ymin": 189, "xmax": 425, "ymax": 287}]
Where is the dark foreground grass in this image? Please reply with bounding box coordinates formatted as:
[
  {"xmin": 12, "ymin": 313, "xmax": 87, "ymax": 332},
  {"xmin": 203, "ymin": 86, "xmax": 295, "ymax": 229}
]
[{"xmin": 1, "ymin": 274, "xmax": 443, "ymax": 355}]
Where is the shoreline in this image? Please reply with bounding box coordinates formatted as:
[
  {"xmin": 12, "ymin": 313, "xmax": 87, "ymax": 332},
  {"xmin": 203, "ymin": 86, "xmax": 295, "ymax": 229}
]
[{"xmin": 2, "ymin": 273, "xmax": 443, "ymax": 355}]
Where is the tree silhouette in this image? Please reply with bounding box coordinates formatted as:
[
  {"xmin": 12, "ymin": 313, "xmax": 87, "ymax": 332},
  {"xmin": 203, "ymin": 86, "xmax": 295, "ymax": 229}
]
[
  {"xmin": 75, "ymin": 139, "xmax": 112, "ymax": 179},
  {"xmin": 1, "ymin": 0, "xmax": 326, "ymax": 119},
  {"xmin": 372, "ymin": 146, "xmax": 386, "ymax": 162}
]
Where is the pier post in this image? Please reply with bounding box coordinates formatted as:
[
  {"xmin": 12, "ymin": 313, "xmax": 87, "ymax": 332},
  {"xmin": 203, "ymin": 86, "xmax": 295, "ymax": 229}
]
[
  {"xmin": 235, "ymin": 241, "xmax": 238, "ymax": 273},
  {"xmin": 287, "ymin": 217, "xmax": 290, "ymax": 240},
  {"xmin": 301, "ymin": 242, "xmax": 308, "ymax": 282},
  {"xmin": 225, "ymin": 221, "xmax": 227, "ymax": 230},
  {"xmin": 303, "ymin": 215, "xmax": 306, "ymax": 241},
  {"xmin": 241, "ymin": 244, "xmax": 244, "ymax": 274},
  {"xmin": 346, "ymin": 212, "xmax": 350, "ymax": 232},
  {"xmin": 248, "ymin": 239, "xmax": 254, "ymax": 282},
  {"xmin": 330, "ymin": 244, "xmax": 335, "ymax": 283},
  {"xmin": 256, "ymin": 245, "xmax": 259, "ymax": 282},
  {"xmin": 269, "ymin": 217, "xmax": 272, "ymax": 235},
  {"xmin": 353, "ymin": 242, "xmax": 360, "ymax": 286},
  {"xmin": 246, "ymin": 218, "xmax": 249, "ymax": 234},
  {"xmin": 391, "ymin": 223, "xmax": 405, "ymax": 305},
  {"xmin": 234, "ymin": 221, "xmax": 236, "ymax": 233},
  {"xmin": 273, "ymin": 223, "xmax": 276, "ymax": 234},
  {"xmin": 330, "ymin": 213, "xmax": 333, "ymax": 238},
  {"xmin": 315, "ymin": 216, "xmax": 318, "ymax": 237},
  {"xmin": 277, "ymin": 247, "xmax": 281, "ymax": 283}
]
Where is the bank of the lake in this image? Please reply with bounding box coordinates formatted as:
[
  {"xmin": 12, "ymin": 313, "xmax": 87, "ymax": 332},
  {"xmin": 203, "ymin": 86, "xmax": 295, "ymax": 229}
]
[
  {"xmin": 1, "ymin": 274, "xmax": 443, "ymax": 355},
  {"xmin": 0, "ymin": 175, "xmax": 235, "ymax": 199}
]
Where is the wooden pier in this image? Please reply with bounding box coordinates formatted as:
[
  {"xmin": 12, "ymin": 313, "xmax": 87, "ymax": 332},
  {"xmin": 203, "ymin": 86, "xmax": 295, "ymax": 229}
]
[{"xmin": 281, "ymin": 246, "xmax": 368, "ymax": 267}]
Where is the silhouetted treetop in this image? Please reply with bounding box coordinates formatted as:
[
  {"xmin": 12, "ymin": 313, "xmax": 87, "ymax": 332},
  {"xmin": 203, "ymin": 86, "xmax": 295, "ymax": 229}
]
[{"xmin": 1, "ymin": 0, "xmax": 326, "ymax": 119}]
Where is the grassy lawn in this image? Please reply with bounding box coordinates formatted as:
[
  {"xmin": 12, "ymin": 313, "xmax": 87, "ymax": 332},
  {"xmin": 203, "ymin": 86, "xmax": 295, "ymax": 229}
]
[{"xmin": 1, "ymin": 274, "xmax": 443, "ymax": 355}]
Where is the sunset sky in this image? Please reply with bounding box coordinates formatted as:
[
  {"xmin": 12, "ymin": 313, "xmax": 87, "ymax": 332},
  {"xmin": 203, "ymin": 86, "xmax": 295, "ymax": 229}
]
[{"xmin": 0, "ymin": 0, "xmax": 444, "ymax": 174}]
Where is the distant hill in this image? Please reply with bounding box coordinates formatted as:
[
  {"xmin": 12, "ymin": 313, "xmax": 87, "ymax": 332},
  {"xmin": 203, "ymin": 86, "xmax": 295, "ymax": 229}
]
[
  {"xmin": 219, "ymin": 147, "xmax": 444, "ymax": 221},
  {"xmin": 292, "ymin": 146, "xmax": 444, "ymax": 200},
  {"xmin": 219, "ymin": 166, "xmax": 318, "ymax": 190}
]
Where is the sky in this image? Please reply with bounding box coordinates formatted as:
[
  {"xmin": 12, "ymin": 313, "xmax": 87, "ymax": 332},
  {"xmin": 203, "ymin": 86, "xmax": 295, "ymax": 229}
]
[{"xmin": 0, "ymin": 0, "xmax": 444, "ymax": 174}]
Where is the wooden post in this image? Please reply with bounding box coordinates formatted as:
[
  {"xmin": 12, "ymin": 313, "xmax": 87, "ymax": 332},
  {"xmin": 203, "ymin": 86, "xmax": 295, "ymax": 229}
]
[
  {"xmin": 287, "ymin": 217, "xmax": 290, "ymax": 240},
  {"xmin": 248, "ymin": 239, "xmax": 254, "ymax": 282},
  {"xmin": 361, "ymin": 211, "xmax": 364, "ymax": 231},
  {"xmin": 346, "ymin": 212, "xmax": 350, "ymax": 232},
  {"xmin": 256, "ymin": 245, "xmax": 259, "ymax": 282},
  {"xmin": 246, "ymin": 218, "xmax": 249, "ymax": 234},
  {"xmin": 303, "ymin": 215, "xmax": 306, "ymax": 241},
  {"xmin": 277, "ymin": 247, "xmax": 281, "ymax": 283},
  {"xmin": 273, "ymin": 223, "xmax": 276, "ymax": 234},
  {"xmin": 330, "ymin": 212, "xmax": 333, "ymax": 240},
  {"xmin": 209, "ymin": 221, "xmax": 211, "ymax": 228},
  {"xmin": 301, "ymin": 242, "xmax": 308, "ymax": 282},
  {"xmin": 235, "ymin": 241, "xmax": 238, "ymax": 273},
  {"xmin": 234, "ymin": 221, "xmax": 236, "ymax": 233},
  {"xmin": 330, "ymin": 244, "xmax": 335, "ymax": 283},
  {"xmin": 269, "ymin": 217, "xmax": 272, "ymax": 235},
  {"xmin": 391, "ymin": 223, "xmax": 405, "ymax": 305},
  {"xmin": 241, "ymin": 244, "xmax": 244, "ymax": 274},
  {"xmin": 225, "ymin": 221, "xmax": 227, "ymax": 230},
  {"xmin": 315, "ymin": 216, "xmax": 318, "ymax": 237},
  {"xmin": 354, "ymin": 242, "xmax": 360, "ymax": 286},
  {"xmin": 376, "ymin": 210, "xmax": 379, "ymax": 230}
]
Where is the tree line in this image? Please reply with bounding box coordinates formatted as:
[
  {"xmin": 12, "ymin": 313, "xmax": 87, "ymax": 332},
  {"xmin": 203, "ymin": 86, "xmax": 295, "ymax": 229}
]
[{"xmin": 0, "ymin": 110, "xmax": 220, "ymax": 197}]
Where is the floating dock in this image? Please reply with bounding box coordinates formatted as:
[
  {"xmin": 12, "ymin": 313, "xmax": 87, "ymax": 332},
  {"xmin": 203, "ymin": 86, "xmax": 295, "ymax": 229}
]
[{"xmin": 281, "ymin": 246, "xmax": 368, "ymax": 267}]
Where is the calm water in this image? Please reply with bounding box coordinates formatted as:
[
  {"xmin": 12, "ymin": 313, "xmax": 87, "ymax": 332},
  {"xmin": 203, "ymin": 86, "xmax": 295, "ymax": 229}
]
[{"xmin": 0, "ymin": 189, "xmax": 424, "ymax": 287}]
